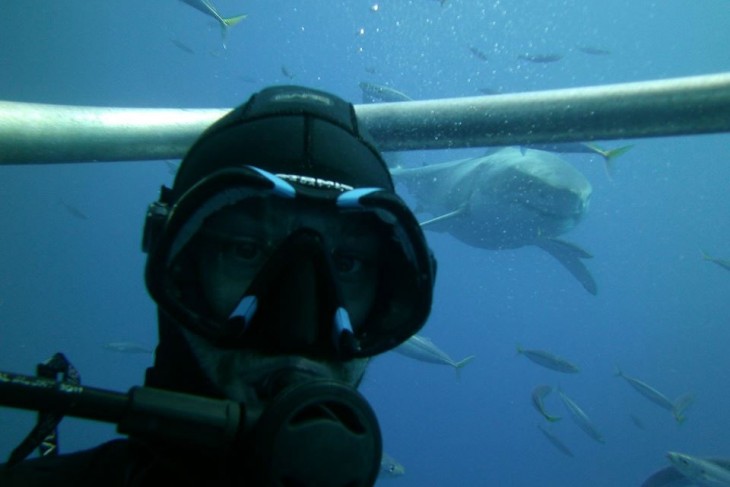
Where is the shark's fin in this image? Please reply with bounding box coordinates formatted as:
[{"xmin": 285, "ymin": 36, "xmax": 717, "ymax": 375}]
[
  {"xmin": 419, "ymin": 206, "xmax": 467, "ymax": 228},
  {"xmin": 534, "ymin": 237, "xmax": 598, "ymax": 295}
]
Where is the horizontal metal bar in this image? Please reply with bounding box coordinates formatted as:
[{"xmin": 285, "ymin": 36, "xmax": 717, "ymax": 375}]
[{"xmin": 1, "ymin": 72, "xmax": 729, "ymax": 165}]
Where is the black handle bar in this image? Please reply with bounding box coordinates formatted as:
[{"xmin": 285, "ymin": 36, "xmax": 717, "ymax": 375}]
[{"xmin": 0, "ymin": 370, "xmax": 243, "ymax": 450}]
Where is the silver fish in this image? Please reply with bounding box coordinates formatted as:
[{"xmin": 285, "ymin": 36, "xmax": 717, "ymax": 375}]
[
  {"xmin": 517, "ymin": 346, "xmax": 580, "ymax": 374},
  {"xmin": 358, "ymin": 82, "xmax": 413, "ymax": 103},
  {"xmin": 614, "ymin": 366, "xmax": 692, "ymax": 423},
  {"xmin": 103, "ymin": 342, "xmax": 153, "ymax": 354},
  {"xmin": 537, "ymin": 423, "xmax": 574, "ymax": 458},
  {"xmin": 629, "ymin": 413, "xmax": 646, "ymax": 430},
  {"xmin": 575, "ymin": 46, "xmax": 612, "ymax": 56},
  {"xmin": 58, "ymin": 200, "xmax": 88, "ymax": 220},
  {"xmin": 667, "ymin": 452, "xmax": 730, "ymax": 487},
  {"xmin": 558, "ymin": 390, "xmax": 604, "ymax": 444},
  {"xmin": 379, "ymin": 451, "xmax": 405, "ymax": 478},
  {"xmin": 518, "ymin": 53, "xmax": 564, "ymax": 63},
  {"xmin": 179, "ymin": 0, "xmax": 246, "ymax": 40},
  {"xmin": 394, "ymin": 335, "xmax": 475, "ymax": 378},
  {"xmin": 532, "ymin": 385, "xmax": 561, "ymax": 422},
  {"xmin": 641, "ymin": 455, "xmax": 730, "ymax": 487},
  {"xmin": 518, "ymin": 142, "xmax": 632, "ymax": 178},
  {"xmin": 702, "ymin": 250, "xmax": 730, "ymax": 272}
]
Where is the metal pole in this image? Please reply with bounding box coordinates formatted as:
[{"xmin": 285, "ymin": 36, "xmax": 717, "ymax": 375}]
[{"xmin": 1, "ymin": 72, "xmax": 729, "ymax": 165}]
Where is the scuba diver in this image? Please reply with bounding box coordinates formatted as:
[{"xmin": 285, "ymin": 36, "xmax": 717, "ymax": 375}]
[{"xmin": 0, "ymin": 86, "xmax": 436, "ymax": 486}]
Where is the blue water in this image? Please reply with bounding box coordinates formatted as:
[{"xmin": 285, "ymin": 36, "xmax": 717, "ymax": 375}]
[{"xmin": 1, "ymin": 1, "xmax": 729, "ymax": 485}]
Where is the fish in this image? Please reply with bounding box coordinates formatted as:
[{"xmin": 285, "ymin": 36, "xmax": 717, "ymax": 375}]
[
  {"xmin": 614, "ymin": 366, "xmax": 692, "ymax": 423},
  {"xmin": 532, "ymin": 385, "xmax": 562, "ymax": 422},
  {"xmin": 518, "ymin": 53, "xmax": 564, "ymax": 63},
  {"xmin": 58, "ymin": 200, "xmax": 88, "ymax": 220},
  {"xmin": 557, "ymin": 390, "xmax": 605, "ymax": 444},
  {"xmin": 394, "ymin": 335, "xmax": 475, "ymax": 378},
  {"xmin": 358, "ymin": 81, "xmax": 413, "ymax": 103},
  {"xmin": 103, "ymin": 342, "xmax": 154, "ymax": 354},
  {"xmin": 171, "ymin": 38, "xmax": 195, "ymax": 55},
  {"xmin": 666, "ymin": 452, "xmax": 730, "ymax": 487},
  {"xmin": 281, "ymin": 65, "xmax": 295, "ymax": 80},
  {"xmin": 392, "ymin": 148, "xmax": 596, "ymax": 294},
  {"xmin": 702, "ymin": 250, "xmax": 730, "ymax": 272},
  {"xmin": 469, "ymin": 46, "xmax": 489, "ymax": 61},
  {"xmin": 629, "ymin": 413, "xmax": 646, "ymax": 430},
  {"xmin": 641, "ymin": 456, "xmax": 730, "ymax": 487},
  {"xmin": 164, "ymin": 160, "xmax": 179, "ymax": 175},
  {"xmin": 179, "ymin": 0, "xmax": 246, "ymax": 40},
  {"xmin": 379, "ymin": 451, "xmax": 405, "ymax": 478},
  {"xmin": 537, "ymin": 424, "xmax": 574, "ymax": 458},
  {"xmin": 517, "ymin": 346, "xmax": 580, "ymax": 373},
  {"xmin": 477, "ymin": 87, "xmax": 501, "ymax": 95},
  {"xmin": 518, "ymin": 142, "xmax": 633, "ymax": 178},
  {"xmin": 576, "ymin": 46, "xmax": 612, "ymax": 56}
]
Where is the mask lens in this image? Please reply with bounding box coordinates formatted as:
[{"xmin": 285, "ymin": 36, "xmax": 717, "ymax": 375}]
[{"xmin": 148, "ymin": 166, "xmax": 433, "ymax": 357}]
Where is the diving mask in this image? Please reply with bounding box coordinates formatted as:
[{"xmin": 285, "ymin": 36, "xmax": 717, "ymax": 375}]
[{"xmin": 144, "ymin": 165, "xmax": 434, "ymax": 359}]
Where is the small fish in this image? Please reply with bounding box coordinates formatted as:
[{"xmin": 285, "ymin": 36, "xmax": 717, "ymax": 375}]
[
  {"xmin": 558, "ymin": 390, "xmax": 605, "ymax": 444},
  {"xmin": 477, "ymin": 87, "xmax": 501, "ymax": 95},
  {"xmin": 58, "ymin": 200, "xmax": 88, "ymax": 220},
  {"xmin": 358, "ymin": 81, "xmax": 413, "ymax": 103},
  {"xmin": 516, "ymin": 345, "xmax": 579, "ymax": 374},
  {"xmin": 614, "ymin": 366, "xmax": 692, "ymax": 423},
  {"xmin": 364, "ymin": 66, "xmax": 378, "ymax": 74},
  {"xmin": 532, "ymin": 385, "xmax": 561, "ymax": 422},
  {"xmin": 666, "ymin": 452, "xmax": 730, "ymax": 487},
  {"xmin": 281, "ymin": 65, "xmax": 295, "ymax": 80},
  {"xmin": 641, "ymin": 455, "xmax": 730, "ymax": 487},
  {"xmin": 171, "ymin": 38, "xmax": 195, "ymax": 55},
  {"xmin": 702, "ymin": 250, "xmax": 730, "ymax": 272},
  {"xmin": 394, "ymin": 335, "xmax": 475, "ymax": 378},
  {"xmin": 517, "ymin": 53, "xmax": 564, "ymax": 63},
  {"xmin": 576, "ymin": 46, "xmax": 611, "ymax": 56},
  {"xmin": 164, "ymin": 160, "xmax": 179, "ymax": 176},
  {"xmin": 179, "ymin": 0, "xmax": 246, "ymax": 40},
  {"xmin": 519, "ymin": 142, "xmax": 632, "ymax": 178},
  {"xmin": 629, "ymin": 413, "xmax": 646, "ymax": 430},
  {"xmin": 379, "ymin": 451, "xmax": 405, "ymax": 478},
  {"xmin": 103, "ymin": 342, "xmax": 154, "ymax": 354},
  {"xmin": 537, "ymin": 423, "xmax": 574, "ymax": 458},
  {"xmin": 469, "ymin": 46, "xmax": 489, "ymax": 61}
]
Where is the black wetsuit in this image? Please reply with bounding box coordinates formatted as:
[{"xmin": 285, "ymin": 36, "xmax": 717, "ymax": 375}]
[{"xmin": 0, "ymin": 438, "xmax": 244, "ymax": 486}]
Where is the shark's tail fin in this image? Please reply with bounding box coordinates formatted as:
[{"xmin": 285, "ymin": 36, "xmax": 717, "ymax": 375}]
[
  {"xmin": 453, "ymin": 355, "xmax": 476, "ymax": 381},
  {"xmin": 582, "ymin": 143, "xmax": 633, "ymax": 180}
]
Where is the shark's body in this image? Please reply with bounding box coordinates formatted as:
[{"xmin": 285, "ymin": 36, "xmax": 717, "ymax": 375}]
[{"xmin": 393, "ymin": 147, "xmax": 597, "ymax": 294}]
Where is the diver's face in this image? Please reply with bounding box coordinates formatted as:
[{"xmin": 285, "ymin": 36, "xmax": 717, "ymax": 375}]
[{"xmin": 182, "ymin": 197, "xmax": 382, "ymax": 409}]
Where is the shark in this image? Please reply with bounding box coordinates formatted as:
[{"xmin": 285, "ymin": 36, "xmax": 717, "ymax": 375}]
[{"xmin": 392, "ymin": 147, "xmax": 597, "ymax": 294}]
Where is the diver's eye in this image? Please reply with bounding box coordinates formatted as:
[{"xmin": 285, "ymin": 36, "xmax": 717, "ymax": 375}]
[
  {"xmin": 224, "ymin": 239, "xmax": 264, "ymax": 263},
  {"xmin": 332, "ymin": 252, "xmax": 364, "ymax": 275}
]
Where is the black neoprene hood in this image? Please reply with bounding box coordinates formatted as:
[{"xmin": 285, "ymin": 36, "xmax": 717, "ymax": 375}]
[{"xmin": 172, "ymin": 85, "xmax": 394, "ymax": 199}]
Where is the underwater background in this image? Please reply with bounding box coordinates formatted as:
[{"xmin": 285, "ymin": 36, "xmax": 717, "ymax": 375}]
[{"xmin": 1, "ymin": 1, "xmax": 729, "ymax": 485}]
